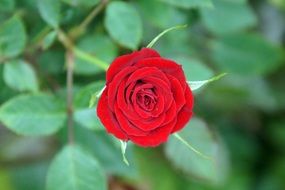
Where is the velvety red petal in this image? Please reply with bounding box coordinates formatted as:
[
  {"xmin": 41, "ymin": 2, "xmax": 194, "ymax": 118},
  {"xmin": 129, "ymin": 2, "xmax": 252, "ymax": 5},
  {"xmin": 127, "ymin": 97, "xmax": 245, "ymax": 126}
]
[
  {"xmin": 117, "ymin": 79, "xmax": 142, "ymax": 120},
  {"xmin": 136, "ymin": 57, "xmax": 187, "ymax": 89},
  {"xmin": 167, "ymin": 74, "xmax": 186, "ymax": 112},
  {"xmin": 161, "ymin": 101, "xmax": 177, "ymax": 125},
  {"xmin": 129, "ymin": 113, "xmax": 166, "ymax": 132},
  {"xmin": 108, "ymin": 66, "xmax": 137, "ymax": 111},
  {"xmin": 171, "ymin": 86, "xmax": 194, "ymax": 133},
  {"xmin": 97, "ymin": 89, "xmax": 128, "ymax": 140},
  {"xmin": 126, "ymin": 67, "xmax": 170, "ymax": 87},
  {"xmin": 106, "ymin": 48, "xmax": 160, "ymax": 83},
  {"xmin": 114, "ymin": 104, "xmax": 148, "ymax": 136},
  {"xmin": 142, "ymin": 76, "xmax": 173, "ymax": 111},
  {"xmin": 128, "ymin": 119, "xmax": 176, "ymax": 147}
]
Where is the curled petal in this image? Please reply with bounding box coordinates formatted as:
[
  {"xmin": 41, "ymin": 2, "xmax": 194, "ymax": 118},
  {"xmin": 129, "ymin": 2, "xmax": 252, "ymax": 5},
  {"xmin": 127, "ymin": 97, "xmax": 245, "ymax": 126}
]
[
  {"xmin": 114, "ymin": 104, "xmax": 148, "ymax": 136},
  {"xmin": 136, "ymin": 57, "xmax": 187, "ymax": 89},
  {"xmin": 97, "ymin": 89, "xmax": 128, "ymax": 140},
  {"xmin": 129, "ymin": 119, "xmax": 176, "ymax": 147},
  {"xmin": 171, "ymin": 86, "xmax": 194, "ymax": 133},
  {"xmin": 108, "ymin": 66, "xmax": 137, "ymax": 111},
  {"xmin": 106, "ymin": 48, "xmax": 160, "ymax": 83},
  {"xmin": 167, "ymin": 74, "xmax": 186, "ymax": 112}
]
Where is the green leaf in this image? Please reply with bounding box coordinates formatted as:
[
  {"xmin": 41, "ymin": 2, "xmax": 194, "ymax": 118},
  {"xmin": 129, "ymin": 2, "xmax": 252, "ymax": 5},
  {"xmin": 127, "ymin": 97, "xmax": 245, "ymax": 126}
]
[
  {"xmin": 172, "ymin": 56, "xmax": 214, "ymax": 81},
  {"xmin": 0, "ymin": 0, "xmax": 15, "ymax": 12},
  {"xmin": 74, "ymin": 81, "xmax": 105, "ymax": 130},
  {"xmin": 270, "ymin": 0, "xmax": 285, "ymax": 9},
  {"xmin": 188, "ymin": 73, "xmax": 227, "ymax": 91},
  {"xmin": 88, "ymin": 85, "xmax": 106, "ymax": 108},
  {"xmin": 74, "ymin": 109, "xmax": 103, "ymax": 131},
  {"xmin": 104, "ymin": 1, "xmax": 143, "ymax": 50},
  {"xmin": 75, "ymin": 81, "xmax": 106, "ymax": 108},
  {"xmin": 0, "ymin": 94, "xmax": 66, "ymax": 136},
  {"xmin": 3, "ymin": 59, "xmax": 39, "ymax": 92},
  {"xmin": 62, "ymin": 0, "xmax": 100, "ymax": 7},
  {"xmin": 38, "ymin": 49, "xmax": 64, "ymax": 74},
  {"xmin": 165, "ymin": 117, "xmax": 229, "ymax": 183},
  {"xmin": 135, "ymin": 148, "xmax": 187, "ymax": 190},
  {"xmin": 0, "ymin": 16, "xmax": 27, "ymax": 58},
  {"xmin": 204, "ymin": 75, "xmax": 277, "ymax": 111},
  {"xmin": 210, "ymin": 33, "xmax": 285, "ymax": 76},
  {"xmin": 158, "ymin": 0, "xmax": 213, "ymax": 9},
  {"xmin": 201, "ymin": 0, "xmax": 257, "ymax": 34},
  {"xmin": 74, "ymin": 34, "xmax": 117, "ymax": 75},
  {"xmin": 147, "ymin": 25, "xmax": 187, "ymax": 48},
  {"xmin": 46, "ymin": 145, "xmax": 107, "ymax": 190},
  {"xmin": 0, "ymin": 169, "xmax": 13, "ymax": 190},
  {"xmin": 74, "ymin": 129, "xmax": 137, "ymax": 177},
  {"xmin": 37, "ymin": 0, "xmax": 61, "ymax": 28},
  {"xmin": 120, "ymin": 140, "xmax": 129, "ymax": 166},
  {"xmin": 9, "ymin": 162, "xmax": 48, "ymax": 190},
  {"xmin": 137, "ymin": 0, "xmax": 187, "ymax": 29},
  {"xmin": 42, "ymin": 30, "xmax": 57, "ymax": 50}
]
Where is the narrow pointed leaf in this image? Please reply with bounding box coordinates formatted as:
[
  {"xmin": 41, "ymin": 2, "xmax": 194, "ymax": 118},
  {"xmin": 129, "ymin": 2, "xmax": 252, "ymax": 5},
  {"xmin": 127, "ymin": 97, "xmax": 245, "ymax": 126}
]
[
  {"xmin": 188, "ymin": 73, "xmax": 227, "ymax": 91},
  {"xmin": 120, "ymin": 140, "xmax": 129, "ymax": 166},
  {"xmin": 147, "ymin": 25, "xmax": 187, "ymax": 48}
]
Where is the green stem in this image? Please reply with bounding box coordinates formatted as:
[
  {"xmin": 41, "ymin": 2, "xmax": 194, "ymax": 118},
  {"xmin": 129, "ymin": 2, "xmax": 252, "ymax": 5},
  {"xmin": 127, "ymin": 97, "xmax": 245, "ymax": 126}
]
[
  {"xmin": 73, "ymin": 48, "xmax": 109, "ymax": 71},
  {"xmin": 57, "ymin": 29, "xmax": 109, "ymax": 70}
]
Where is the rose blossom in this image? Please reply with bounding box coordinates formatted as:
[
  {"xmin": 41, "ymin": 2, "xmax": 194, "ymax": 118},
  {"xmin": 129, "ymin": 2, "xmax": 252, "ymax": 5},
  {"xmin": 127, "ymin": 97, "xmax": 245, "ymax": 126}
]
[{"xmin": 97, "ymin": 48, "xmax": 194, "ymax": 147}]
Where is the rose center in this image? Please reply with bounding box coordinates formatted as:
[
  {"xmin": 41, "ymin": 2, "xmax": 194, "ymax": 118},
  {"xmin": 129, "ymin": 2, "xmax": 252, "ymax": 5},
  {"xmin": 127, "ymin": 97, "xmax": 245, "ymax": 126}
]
[{"xmin": 136, "ymin": 88, "xmax": 157, "ymax": 111}]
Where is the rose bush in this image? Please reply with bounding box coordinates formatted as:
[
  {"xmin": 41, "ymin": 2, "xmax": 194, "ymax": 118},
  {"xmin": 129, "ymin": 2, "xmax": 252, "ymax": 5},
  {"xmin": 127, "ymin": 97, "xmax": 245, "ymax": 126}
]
[{"xmin": 97, "ymin": 48, "xmax": 194, "ymax": 147}]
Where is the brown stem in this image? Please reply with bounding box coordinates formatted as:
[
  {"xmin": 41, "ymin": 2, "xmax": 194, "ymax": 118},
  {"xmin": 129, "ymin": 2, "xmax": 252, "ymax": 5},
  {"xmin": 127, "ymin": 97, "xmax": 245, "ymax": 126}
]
[
  {"xmin": 69, "ymin": 0, "xmax": 109, "ymax": 39},
  {"xmin": 66, "ymin": 51, "xmax": 74, "ymax": 144}
]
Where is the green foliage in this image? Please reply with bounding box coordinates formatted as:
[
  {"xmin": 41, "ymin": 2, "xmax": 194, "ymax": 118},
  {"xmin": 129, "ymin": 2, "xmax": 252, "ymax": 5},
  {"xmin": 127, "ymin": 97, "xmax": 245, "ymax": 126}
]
[
  {"xmin": 165, "ymin": 118, "xmax": 229, "ymax": 183},
  {"xmin": 172, "ymin": 57, "xmax": 214, "ymax": 81},
  {"xmin": 0, "ymin": 94, "xmax": 66, "ymax": 135},
  {"xmin": 158, "ymin": 0, "xmax": 213, "ymax": 9},
  {"xmin": 201, "ymin": 0, "xmax": 257, "ymax": 34},
  {"xmin": 0, "ymin": 0, "xmax": 15, "ymax": 12},
  {"xmin": 46, "ymin": 145, "xmax": 107, "ymax": 190},
  {"xmin": 137, "ymin": 0, "xmax": 187, "ymax": 29},
  {"xmin": 0, "ymin": 16, "xmax": 26, "ymax": 59},
  {"xmin": 3, "ymin": 60, "xmax": 38, "ymax": 92},
  {"xmin": 104, "ymin": 1, "xmax": 143, "ymax": 50},
  {"xmin": 42, "ymin": 31, "xmax": 57, "ymax": 50},
  {"xmin": 74, "ymin": 81, "xmax": 105, "ymax": 130},
  {"xmin": 210, "ymin": 33, "xmax": 284, "ymax": 75},
  {"xmin": 37, "ymin": 0, "xmax": 61, "ymax": 28},
  {"xmin": 62, "ymin": 0, "xmax": 100, "ymax": 7},
  {"xmin": 74, "ymin": 34, "xmax": 117, "ymax": 74},
  {"xmin": 0, "ymin": 0, "xmax": 285, "ymax": 190}
]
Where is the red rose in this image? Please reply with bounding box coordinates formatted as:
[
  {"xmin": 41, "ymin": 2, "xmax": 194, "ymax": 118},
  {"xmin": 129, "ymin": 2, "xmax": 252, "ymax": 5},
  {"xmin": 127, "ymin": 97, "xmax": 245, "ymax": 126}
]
[{"xmin": 97, "ymin": 48, "xmax": 194, "ymax": 147}]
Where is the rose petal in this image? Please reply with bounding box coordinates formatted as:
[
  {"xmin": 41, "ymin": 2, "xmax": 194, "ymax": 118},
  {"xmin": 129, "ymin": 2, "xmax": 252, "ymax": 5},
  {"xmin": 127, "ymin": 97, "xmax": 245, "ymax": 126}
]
[
  {"xmin": 128, "ymin": 118, "xmax": 176, "ymax": 147},
  {"xmin": 171, "ymin": 86, "xmax": 194, "ymax": 133},
  {"xmin": 136, "ymin": 57, "xmax": 187, "ymax": 89},
  {"xmin": 167, "ymin": 74, "xmax": 186, "ymax": 112},
  {"xmin": 114, "ymin": 104, "xmax": 148, "ymax": 136},
  {"xmin": 126, "ymin": 67, "xmax": 170, "ymax": 87},
  {"xmin": 97, "ymin": 89, "xmax": 128, "ymax": 140},
  {"xmin": 129, "ymin": 113, "xmax": 166, "ymax": 132},
  {"xmin": 108, "ymin": 66, "xmax": 137, "ymax": 111},
  {"xmin": 106, "ymin": 48, "xmax": 160, "ymax": 83},
  {"xmin": 161, "ymin": 101, "xmax": 177, "ymax": 125}
]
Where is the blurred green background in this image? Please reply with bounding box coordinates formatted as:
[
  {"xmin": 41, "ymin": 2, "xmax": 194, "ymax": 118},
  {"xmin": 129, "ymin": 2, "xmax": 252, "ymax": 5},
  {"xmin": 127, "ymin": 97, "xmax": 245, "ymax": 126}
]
[{"xmin": 0, "ymin": 0, "xmax": 285, "ymax": 189}]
